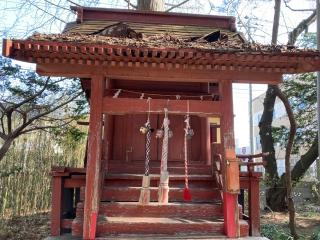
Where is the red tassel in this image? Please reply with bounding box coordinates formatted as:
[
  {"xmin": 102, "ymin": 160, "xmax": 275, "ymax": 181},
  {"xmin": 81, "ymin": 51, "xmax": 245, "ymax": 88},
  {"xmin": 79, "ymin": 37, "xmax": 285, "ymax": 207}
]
[{"xmin": 183, "ymin": 187, "xmax": 192, "ymax": 201}]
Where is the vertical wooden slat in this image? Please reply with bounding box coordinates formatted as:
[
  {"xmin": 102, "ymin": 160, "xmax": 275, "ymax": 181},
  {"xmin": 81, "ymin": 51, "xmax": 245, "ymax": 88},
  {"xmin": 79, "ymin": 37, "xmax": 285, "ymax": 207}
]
[
  {"xmin": 51, "ymin": 176, "xmax": 63, "ymax": 236},
  {"xmin": 83, "ymin": 75, "xmax": 105, "ymax": 240},
  {"xmin": 220, "ymin": 81, "xmax": 240, "ymax": 238},
  {"xmin": 249, "ymin": 176, "xmax": 261, "ymax": 236},
  {"xmin": 205, "ymin": 118, "xmax": 211, "ymax": 165}
]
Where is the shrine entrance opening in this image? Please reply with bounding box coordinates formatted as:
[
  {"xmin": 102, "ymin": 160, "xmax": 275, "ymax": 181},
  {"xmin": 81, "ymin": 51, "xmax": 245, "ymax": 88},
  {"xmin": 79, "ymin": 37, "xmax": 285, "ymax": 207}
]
[{"xmin": 110, "ymin": 114, "xmax": 207, "ymax": 172}]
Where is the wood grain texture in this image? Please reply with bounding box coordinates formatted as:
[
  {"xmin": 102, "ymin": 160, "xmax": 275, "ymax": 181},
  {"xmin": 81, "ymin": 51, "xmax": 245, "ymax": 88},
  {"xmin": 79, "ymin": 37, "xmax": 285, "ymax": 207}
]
[
  {"xmin": 83, "ymin": 75, "xmax": 105, "ymax": 239},
  {"xmin": 220, "ymin": 81, "xmax": 240, "ymax": 238}
]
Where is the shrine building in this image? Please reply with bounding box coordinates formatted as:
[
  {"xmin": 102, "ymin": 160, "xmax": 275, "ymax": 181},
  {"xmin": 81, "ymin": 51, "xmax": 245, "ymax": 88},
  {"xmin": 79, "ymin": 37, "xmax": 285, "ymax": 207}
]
[{"xmin": 3, "ymin": 6, "xmax": 320, "ymax": 239}]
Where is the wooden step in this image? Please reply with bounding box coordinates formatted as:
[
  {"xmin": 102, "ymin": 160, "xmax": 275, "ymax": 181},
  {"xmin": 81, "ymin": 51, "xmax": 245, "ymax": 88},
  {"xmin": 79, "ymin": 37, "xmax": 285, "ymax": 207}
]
[
  {"xmin": 104, "ymin": 174, "xmax": 217, "ymax": 188},
  {"xmin": 72, "ymin": 217, "xmax": 249, "ymax": 237},
  {"xmin": 95, "ymin": 234, "xmax": 227, "ymax": 240},
  {"xmin": 80, "ymin": 186, "xmax": 221, "ymax": 202},
  {"xmin": 76, "ymin": 202, "xmax": 223, "ymax": 219},
  {"xmin": 108, "ymin": 164, "xmax": 212, "ymax": 175}
]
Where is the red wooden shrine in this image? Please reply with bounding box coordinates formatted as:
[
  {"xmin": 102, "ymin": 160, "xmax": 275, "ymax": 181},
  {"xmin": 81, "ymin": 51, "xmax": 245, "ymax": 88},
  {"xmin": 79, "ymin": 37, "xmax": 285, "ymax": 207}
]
[{"xmin": 3, "ymin": 7, "xmax": 320, "ymax": 239}]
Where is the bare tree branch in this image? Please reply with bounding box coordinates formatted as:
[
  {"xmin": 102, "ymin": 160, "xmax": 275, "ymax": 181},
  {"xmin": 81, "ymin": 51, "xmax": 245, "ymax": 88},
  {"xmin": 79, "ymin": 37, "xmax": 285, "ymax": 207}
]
[
  {"xmin": 284, "ymin": 0, "xmax": 315, "ymax": 12},
  {"xmin": 166, "ymin": 0, "xmax": 190, "ymax": 12},
  {"xmin": 66, "ymin": 0, "xmax": 81, "ymax": 7},
  {"xmin": 288, "ymin": 10, "xmax": 316, "ymax": 45},
  {"xmin": 12, "ymin": 91, "xmax": 82, "ymax": 137},
  {"xmin": 8, "ymin": 77, "xmax": 51, "ymax": 112},
  {"xmin": 19, "ymin": 119, "xmax": 73, "ymax": 135},
  {"xmin": 123, "ymin": 0, "xmax": 137, "ymax": 9},
  {"xmin": 25, "ymin": 0, "xmax": 67, "ymax": 23},
  {"xmin": 43, "ymin": 0, "xmax": 71, "ymax": 11}
]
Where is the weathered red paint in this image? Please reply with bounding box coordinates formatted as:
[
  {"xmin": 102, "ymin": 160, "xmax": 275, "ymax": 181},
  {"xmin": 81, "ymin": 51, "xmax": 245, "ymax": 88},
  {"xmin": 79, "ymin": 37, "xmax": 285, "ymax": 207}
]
[
  {"xmin": 223, "ymin": 192, "xmax": 239, "ymax": 237},
  {"xmin": 220, "ymin": 81, "xmax": 240, "ymax": 237},
  {"xmin": 51, "ymin": 176, "xmax": 62, "ymax": 236},
  {"xmin": 89, "ymin": 212, "xmax": 98, "ymax": 239},
  {"xmin": 237, "ymin": 154, "xmax": 265, "ymax": 236},
  {"xmin": 83, "ymin": 75, "xmax": 105, "ymax": 239},
  {"xmin": 70, "ymin": 6, "xmax": 236, "ymax": 30}
]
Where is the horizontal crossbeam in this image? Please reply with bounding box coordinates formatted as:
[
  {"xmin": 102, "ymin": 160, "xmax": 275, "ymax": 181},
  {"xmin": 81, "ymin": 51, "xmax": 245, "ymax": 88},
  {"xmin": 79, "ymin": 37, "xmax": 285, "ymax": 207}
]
[{"xmin": 102, "ymin": 97, "xmax": 221, "ymax": 116}]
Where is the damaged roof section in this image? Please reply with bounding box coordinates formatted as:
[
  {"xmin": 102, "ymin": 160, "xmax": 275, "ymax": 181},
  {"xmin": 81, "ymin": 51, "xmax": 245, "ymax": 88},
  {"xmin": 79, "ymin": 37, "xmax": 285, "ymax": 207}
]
[{"xmin": 28, "ymin": 30, "xmax": 297, "ymax": 54}]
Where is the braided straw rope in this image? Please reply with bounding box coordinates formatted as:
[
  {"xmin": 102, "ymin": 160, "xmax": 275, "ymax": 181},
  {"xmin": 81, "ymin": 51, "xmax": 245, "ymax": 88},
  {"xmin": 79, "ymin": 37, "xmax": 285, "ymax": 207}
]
[
  {"xmin": 184, "ymin": 115, "xmax": 190, "ymax": 189},
  {"xmin": 158, "ymin": 108, "xmax": 170, "ymax": 204},
  {"xmin": 161, "ymin": 110, "xmax": 169, "ymax": 172},
  {"xmin": 144, "ymin": 120, "xmax": 151, "ymax": 176}
]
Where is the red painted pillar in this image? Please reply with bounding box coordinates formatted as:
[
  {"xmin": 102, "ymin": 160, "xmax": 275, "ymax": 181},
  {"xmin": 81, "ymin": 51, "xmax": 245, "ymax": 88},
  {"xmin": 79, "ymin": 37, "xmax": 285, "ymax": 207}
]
[
  {"xmin": 220, "ymin": 82, "xmax": 240, "ymax": 238},
  {"xmin": 51, "ymin": 176, "xmax": 63, "ymax": 236},
  {"xmin": 83, "ymin": 75, "xmax": 105, "ymax": 240},
  {"xmin": 249, "ymin": 176, "xmax": 261, "ymax": 236}
]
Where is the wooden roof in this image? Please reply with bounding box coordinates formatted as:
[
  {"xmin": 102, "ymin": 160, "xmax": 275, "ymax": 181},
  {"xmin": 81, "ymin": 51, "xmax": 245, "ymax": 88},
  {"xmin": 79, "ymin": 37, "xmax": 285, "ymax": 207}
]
[
  {"xmin": 2, "ymin": 7, "xmax": 320, "ymax": 84},
  {"xmin": 64, "ymin": 20, "xmax": 238, "ymax": 39},
  {"xmin": 69, "ymin": 6, "xmax": 236, "ymax": 30}
]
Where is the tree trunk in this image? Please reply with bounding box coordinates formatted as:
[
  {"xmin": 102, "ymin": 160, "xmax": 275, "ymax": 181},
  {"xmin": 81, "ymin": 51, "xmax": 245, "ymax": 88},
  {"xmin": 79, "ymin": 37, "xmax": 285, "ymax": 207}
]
[
  {"xmin": 275, "ymin": 87, "xmax": 298, "ymax": 239},
  {"xmin": 137, "ymin": 0, "xmax": 165, "ymax": 11},
  {"xmin": 260, "ymin": 5, "xmax": 318, "ymax": 212},
  {"xmin": 266, "ymin": 138, "xmax": 318, "ymax": 210},
  {"xmin": 0, "ymin": 137, "xmax": 15, "ymax": 162},
  {"xmin": 259, "ymin": 85, "xmax": 278, "ymax": 183}
]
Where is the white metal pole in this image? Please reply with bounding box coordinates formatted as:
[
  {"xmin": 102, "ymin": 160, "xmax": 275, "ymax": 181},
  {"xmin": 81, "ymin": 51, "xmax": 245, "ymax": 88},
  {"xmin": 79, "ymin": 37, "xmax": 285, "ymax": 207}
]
[
  {"xmin": 249, "ymin": 84, "xmax": 254, "ymax": 154},
  {"xmin": 317, "ymin": 0, "xmax": 320, "ymax": 180}
]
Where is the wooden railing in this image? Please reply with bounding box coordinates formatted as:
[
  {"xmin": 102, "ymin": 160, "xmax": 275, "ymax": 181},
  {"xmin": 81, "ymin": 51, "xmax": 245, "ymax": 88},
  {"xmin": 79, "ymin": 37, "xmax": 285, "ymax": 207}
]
[
  {"xmin": 51, "ymin": 166, "xmax": 86, "ymax": 236},
  {"xmin": 237, "ymin": 152, "xmax": 268, "ymax": 237}
]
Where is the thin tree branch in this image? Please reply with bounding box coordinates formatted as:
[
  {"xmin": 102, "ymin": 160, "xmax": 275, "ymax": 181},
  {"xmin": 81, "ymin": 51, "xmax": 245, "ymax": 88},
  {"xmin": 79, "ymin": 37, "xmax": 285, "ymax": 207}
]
[
  {"xmin": 123, "ymin": 0, "xmax": 137, "ymax": 9},
  {"xmin": 288, "ymin": 10, "xmax": 316, "ymax": 45},
  {"xmin": 26, "ymin": 0, "xmax": 67, "ymax": 23},
  {"xmin": 12, "ymin": 91, "xmax": 82, "ymax": 136},
  {"xmin": 166, "ymin": 0, "xmax": 190, "ymax": 12},
  {"xmin": 43, "ymin": 0, "xmax": 71, "ymax": 11},
  {"xmin": 10, "ymin": 77, "xmax": 51, "ymax": 112},
  {"xmin": 66, "ymin": 0, "xmax": 81, "ymax": 7},
  {"xmin": 0, "ymin": 131, "xmax": 7, "ymax": 140},
  {"xmin": 19, "ymin": 119, "xmax": 73, "ymax": 135},
  {"xmin": 284, "ymin": 0, "xmax": 315, "ymax": 12}
]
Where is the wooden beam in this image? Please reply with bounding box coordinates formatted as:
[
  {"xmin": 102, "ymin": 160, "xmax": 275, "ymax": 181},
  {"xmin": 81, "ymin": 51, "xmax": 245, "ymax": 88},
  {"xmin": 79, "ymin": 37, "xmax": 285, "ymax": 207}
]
[
  {"xmin": 102, "ymin": 97, "xmax": 221, "ymax": 116},
  {"xmin": 220, "ymin": 81, "xmax": 240, "ymax": 238},
  {"xmin": 2, "ymin": 39, "xmax": 13, "ymax": 57},
  {"xmin": 36, "ymin": 63, "xmax": 282, "ymax": 84},
  {"xmin": 83, "ymin": 75, "xmax": 105, "ymax": 240},
  {"xmin": 71, "ymin": 6, "xmax": 236, "ymax": 30},
  {"xmin": 51, "ymin": 176, "xmax": 63, "ymax": 236}
]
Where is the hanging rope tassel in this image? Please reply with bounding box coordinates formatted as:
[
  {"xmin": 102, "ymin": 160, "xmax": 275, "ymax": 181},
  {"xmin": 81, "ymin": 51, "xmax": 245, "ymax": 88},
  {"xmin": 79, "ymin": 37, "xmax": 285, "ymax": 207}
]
[
  {"xmin": 139, "ymin": 98, "xmax": 152, "ymax": 205},
  {"xmin": 183, "ymin": 114, "xmax": 192, "ymax": 201},
  {"xmin": 158, "ymin": 108, "xmax": 170, "ymax": 204}
]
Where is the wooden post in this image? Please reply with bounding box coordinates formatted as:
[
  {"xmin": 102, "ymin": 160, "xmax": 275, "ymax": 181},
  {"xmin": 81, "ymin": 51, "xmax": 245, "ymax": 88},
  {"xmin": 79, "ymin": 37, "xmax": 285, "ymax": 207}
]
[
  {"xmin": 220, "ymin": 81, "xmax": 240, "ymax": 238},
  {"xmin": 205, "ymin": 118, "xmax": 211, "ymax": 165},
  {"xmin": 51, "ymin": 176, "xmax": 63, "ymax": 236},
  {"xmin": 249, "ymin": 170, "xmax": 261, "ymax": 236},
  {"xmin": 83, "ymin": 75, "xmax": 105, "ymax": 240}
]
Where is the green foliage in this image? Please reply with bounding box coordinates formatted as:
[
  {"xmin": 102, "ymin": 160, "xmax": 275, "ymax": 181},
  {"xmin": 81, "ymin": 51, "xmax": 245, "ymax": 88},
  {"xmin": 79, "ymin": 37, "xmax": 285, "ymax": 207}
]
[
  {"xmin": 275, "ymin": 73, "xmax": 317, "ymax": 152},
  {"xmin": 51, "ymin": 125, "xmax": 87, "ymax": 149},
  {"xmin": 261, "ymin": 224, "xmax": 293, "ymax": 240},
  {"xmin": 0, "ymin": 55, "xmax": 89, "ymax": 162},
  {"xmin": 311, "ymin": 229, "xmax": 320, "ymax": 240},
  {"xmin": 271, "ymin": 33, "xmax": 317, "ymax": 152},
  {"xmin": 0, "ymin": 166, "xmax": 22, "ymax": 178}
]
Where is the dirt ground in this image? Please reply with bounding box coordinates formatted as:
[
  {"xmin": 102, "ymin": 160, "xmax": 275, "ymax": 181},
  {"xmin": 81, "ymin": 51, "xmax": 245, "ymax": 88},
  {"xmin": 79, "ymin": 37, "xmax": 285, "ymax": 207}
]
[
  {"xmin": 261, "ymin": 203, "xmax": 320, "ymax": 239},
  {"xmin": 0, "ymin": 212, "xmax": 50, "ymax": 240},
  {"xmin": 0, "ymin": 205, "xmax": 319, "ymax": 240}
]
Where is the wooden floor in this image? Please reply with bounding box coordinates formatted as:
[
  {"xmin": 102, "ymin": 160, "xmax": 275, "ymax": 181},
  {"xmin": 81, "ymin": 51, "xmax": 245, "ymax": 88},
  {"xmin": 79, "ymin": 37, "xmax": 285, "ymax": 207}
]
[{"xmin": 44, "ymin": 234, "xmax": 270, "ymax": 240}]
